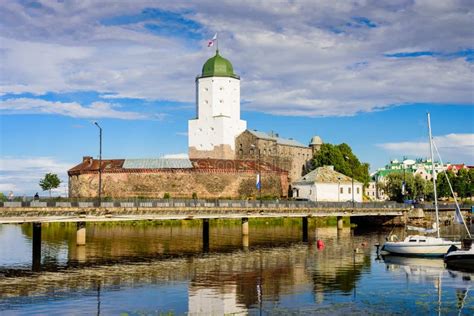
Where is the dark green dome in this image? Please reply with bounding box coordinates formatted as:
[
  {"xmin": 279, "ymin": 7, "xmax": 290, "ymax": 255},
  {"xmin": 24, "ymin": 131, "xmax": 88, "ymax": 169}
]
[{"xmin": 201, "ymin": 50, "xmax": 238, "ymax": 78}]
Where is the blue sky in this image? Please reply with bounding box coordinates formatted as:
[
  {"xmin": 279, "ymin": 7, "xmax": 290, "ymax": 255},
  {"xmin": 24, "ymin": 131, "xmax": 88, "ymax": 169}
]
[{"xmin": 0, "ymin": 1, "xmax": 473, "ymax": 195}]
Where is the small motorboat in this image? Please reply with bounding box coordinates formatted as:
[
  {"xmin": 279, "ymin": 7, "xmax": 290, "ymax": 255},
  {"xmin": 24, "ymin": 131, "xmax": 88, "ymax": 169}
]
[{"xmin": 444, "ymin": 239, "xmax": 474, "ymax": 271}]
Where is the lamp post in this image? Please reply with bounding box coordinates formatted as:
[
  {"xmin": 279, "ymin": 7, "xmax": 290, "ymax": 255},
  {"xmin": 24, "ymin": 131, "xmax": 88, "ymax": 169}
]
[
  {"xmin": 345, "ymin": 155, "xmax": 354, "ymax": 208},
  {"xmin": 94, "ymin": 122, "xmax": 102, "ymax": 204},
  {"xmin": 251, "ymin": 144, "xmax": 261, "ymax": 203}
]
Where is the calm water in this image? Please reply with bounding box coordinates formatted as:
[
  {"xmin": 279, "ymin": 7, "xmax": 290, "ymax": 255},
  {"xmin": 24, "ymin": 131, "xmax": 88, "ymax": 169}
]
[{"xmin": 0, "ymin": 220, "xmax": 472, "ymax": 315}]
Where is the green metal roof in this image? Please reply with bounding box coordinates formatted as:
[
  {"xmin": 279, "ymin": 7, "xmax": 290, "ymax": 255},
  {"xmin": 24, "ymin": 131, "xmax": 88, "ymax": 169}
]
[{"xmin": 201, "ymin": 50, "xmax": 238, "ymax": 78}]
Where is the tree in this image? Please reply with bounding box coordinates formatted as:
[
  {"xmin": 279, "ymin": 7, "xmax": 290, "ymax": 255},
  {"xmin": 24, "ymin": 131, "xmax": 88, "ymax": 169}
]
[
  {"xmin": 39, "ymin": 173, "xmax": 61, "ymax": 197},
  {"xmin": 436, "ymin": 170, "xmax": 455, "ymax": 198},
  {"xmin": 437, "ymin": 169, "xmax": 473, "ymax": 200},
  {"xmin": 382, "ymin": 173, "xmax": 432, "ymax": 202},
  {"xmin": 312, "ymin": 143, "xmax": 370, "ymax": 186}
]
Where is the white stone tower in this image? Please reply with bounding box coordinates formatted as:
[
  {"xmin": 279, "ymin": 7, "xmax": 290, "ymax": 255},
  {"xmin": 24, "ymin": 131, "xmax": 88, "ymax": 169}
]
[{"xmin": 188, "ymin": 50, "xmax": 247, "ymax": 159}]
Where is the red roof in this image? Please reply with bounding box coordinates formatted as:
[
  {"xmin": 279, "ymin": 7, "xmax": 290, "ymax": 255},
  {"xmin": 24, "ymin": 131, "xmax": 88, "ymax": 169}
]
[{"xmin": 68, "ymin": 157, "xmax": 287, "ymax": 175}]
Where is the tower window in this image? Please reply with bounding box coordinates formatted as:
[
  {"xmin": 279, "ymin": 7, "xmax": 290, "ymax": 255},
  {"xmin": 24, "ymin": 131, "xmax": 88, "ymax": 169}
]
[{"xmin": 219, "ymin": 100, "xmax": 223, "ymax": 103}]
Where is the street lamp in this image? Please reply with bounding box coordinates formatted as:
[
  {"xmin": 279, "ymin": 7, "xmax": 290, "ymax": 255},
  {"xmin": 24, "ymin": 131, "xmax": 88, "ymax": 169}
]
[
  {"xmin": 345, "ymin": 155, "xmax": 354, "ymax": 208},
  {"xmin": 94, "ymin": 122, "xmax": 102, "ymax": 204},
  {"xmin": 250, "ymin": 144, "xmax": 261, "ymax": 203}
]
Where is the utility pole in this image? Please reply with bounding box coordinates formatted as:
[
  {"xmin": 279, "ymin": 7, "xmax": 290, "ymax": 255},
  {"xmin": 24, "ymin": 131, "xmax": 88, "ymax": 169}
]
[{"xmin": 94, "ymin": 122, "xmax": 102, "ymax": 204}]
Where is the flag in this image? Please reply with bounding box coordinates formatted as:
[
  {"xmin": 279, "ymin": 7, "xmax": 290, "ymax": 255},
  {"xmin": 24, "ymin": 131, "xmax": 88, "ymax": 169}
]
[
  {"xmin": 208, "ymin": 33, "xmax": 217, "ymax": 47},
  {"xmin": 454, "ymin": 205, "xmax": 463, "ymax": 224},
  {"xmin": 256, "ymin": 173, "xmax": 261, "ymax": 190},
  {"xmin": 401, "ymin": 181, "xmax": 406, "ymax": 195}
]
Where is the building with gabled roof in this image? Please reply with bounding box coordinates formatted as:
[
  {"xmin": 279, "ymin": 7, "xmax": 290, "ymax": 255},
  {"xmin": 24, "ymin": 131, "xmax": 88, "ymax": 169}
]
[{"xmin": 291, "ymin": 166, "xmax": 363, "ymax": 202}]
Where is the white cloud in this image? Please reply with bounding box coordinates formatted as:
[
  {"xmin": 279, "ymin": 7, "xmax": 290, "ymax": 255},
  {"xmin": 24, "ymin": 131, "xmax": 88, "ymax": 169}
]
[
  {"xmin": 162, "ymin": 153, "xmax": 189, "ymax": 159},
  {"xmin": 0, "ymin": 1, "xmax": 472, "ymax": 116},
  {"xmin": 0, "ymin": 157, "xmax": 73, "ymax": 196},
  {"xmin": 377, "ymin": 134, "xmax": 474, "ymax": 164},
  {"xmin": 0, "ymin": 98, "xmax": 160, "ymax": 120}
]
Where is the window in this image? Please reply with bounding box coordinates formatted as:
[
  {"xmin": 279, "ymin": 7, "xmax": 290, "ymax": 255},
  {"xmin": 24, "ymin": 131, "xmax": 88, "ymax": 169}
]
[
  {"xmin": 340, "ymin": 188, "xmax": 343, "ymax": 194},
  {"xmin": 357, "ymin": 188, "xmax": 360, "ymax": 194},
  {"xmin": 348, "ymin": 188, "xmax": 351, "ymax": 194}
]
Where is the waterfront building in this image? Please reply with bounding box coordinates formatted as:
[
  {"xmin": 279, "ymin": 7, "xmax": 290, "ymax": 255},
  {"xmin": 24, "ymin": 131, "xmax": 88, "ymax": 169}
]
[
  {"xmin": 68, "ymin": 50, "xmax": 322, "ymax": 198},
  {"xmin": 365, "ymin": 181, "xmax": 388, "ymax": 201},
  {"xmin": 291, "ymin": 166, "xmax": 363, "ymax": 202},
  {"xmin": 374, "ymin": 158, "xmax": 445, "ymax": 182}
]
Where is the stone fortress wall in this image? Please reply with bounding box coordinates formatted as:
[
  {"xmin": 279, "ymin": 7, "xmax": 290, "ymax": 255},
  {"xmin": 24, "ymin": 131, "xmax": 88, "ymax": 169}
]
[
  {"xmin": 235, "ymin": 130, "xmax": 320, "ymax": 183},
  {"xmin": 69, "ymin": 157, "xmax": 288, "ymax": 199}
]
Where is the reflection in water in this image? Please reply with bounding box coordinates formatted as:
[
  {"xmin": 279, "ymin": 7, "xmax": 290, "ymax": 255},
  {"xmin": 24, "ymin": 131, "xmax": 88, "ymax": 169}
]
[
  {"xmin": 382, "ymin": 255, "xmax": 473, "ymax": 315},
  {"xmin": 0, "ymin": 221, "xmax": 472, "ymax": 314}
]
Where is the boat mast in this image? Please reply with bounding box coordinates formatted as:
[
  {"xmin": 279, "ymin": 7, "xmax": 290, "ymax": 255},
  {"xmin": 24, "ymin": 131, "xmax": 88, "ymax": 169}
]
[{"xmin": 427, "ymin": 112, "xmax": 440, "ymax": 238}]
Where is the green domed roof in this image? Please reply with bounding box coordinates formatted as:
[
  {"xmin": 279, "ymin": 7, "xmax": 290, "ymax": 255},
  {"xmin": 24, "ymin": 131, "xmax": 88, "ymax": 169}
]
[{"xmin": 201, "ymin": 50, "xmax": 238, "ymax": 78}]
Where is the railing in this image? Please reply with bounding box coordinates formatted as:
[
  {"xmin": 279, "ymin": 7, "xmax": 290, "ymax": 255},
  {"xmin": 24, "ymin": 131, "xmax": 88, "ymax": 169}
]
[
  {"xmin": 0, "ymin": 199, "xmax": 407, "ymax": 209},
  {"xmin": 414, "ymin": 202, "xmax": 473, "ymax": 210}
]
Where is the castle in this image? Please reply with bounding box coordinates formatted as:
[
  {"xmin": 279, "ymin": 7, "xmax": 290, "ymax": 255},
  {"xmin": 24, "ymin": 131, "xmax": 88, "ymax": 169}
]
[{"xmin": 68, "ymin": 50, "xmax": 322, "ymax": 198}]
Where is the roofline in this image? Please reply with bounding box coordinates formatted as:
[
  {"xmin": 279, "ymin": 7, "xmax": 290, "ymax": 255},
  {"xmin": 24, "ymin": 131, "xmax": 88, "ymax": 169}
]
[{"xmin": 196, "ymin": 74, "xmax": 240, "ymax": 81}]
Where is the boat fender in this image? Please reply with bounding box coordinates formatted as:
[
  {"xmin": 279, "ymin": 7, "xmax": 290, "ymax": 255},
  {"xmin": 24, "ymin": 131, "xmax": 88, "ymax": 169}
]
[
  {"xmin": 317, "ymin": 239, "xmax": 325, "ymax": 250},
  {"xmin": 390, "ymin": 235, "xmax": 398, "ymax": 242}
]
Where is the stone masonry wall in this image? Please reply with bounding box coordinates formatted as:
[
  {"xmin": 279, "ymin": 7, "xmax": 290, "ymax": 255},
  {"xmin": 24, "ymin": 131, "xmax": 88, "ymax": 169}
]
[
  {"xmin": 235, "ymin": 130, "xmax": 313, "ymax": 183},
  {"xmin": 69, "ymin": 170, "xmax": 286, "ymax": 199}
]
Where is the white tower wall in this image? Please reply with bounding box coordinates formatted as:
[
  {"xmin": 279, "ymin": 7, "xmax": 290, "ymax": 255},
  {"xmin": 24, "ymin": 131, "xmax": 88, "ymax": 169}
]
[{"xmin": 188, "ymin": 76, "xmax": 247, "ymax": 159}]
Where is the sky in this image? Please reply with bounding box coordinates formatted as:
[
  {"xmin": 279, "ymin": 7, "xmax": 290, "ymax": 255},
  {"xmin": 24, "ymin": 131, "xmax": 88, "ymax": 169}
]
[{"xmin": 0, "ymin": 0, "xmax": 473, "ymax": 195}]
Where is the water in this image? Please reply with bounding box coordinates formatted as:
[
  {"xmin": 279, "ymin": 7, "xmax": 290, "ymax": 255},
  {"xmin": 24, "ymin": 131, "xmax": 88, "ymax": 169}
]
[{"xmin": 0, "ymin": 221, "xmax": 472, "ymax": 315}]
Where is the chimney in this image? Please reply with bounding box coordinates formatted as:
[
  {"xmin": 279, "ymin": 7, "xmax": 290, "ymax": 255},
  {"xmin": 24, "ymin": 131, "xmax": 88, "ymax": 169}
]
[{"xmin": 83, "ymin": 156, "xmax": 93, "ymax": 165}]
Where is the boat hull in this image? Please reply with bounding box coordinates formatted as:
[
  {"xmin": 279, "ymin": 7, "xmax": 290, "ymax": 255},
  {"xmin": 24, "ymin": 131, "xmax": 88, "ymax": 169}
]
[
  {"xmin": 382, "ymin": 239, "xmax": 461, "ymax": 257},
  {"xmin": 444, "ymin": 248, "xmax": 474, "ymax": 271}
]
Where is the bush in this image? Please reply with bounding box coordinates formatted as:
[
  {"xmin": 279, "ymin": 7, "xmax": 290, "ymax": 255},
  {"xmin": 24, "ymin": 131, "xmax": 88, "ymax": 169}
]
[
  {"xmin": 163, "ymin": 192, "xmax": 171, "ymax": 199},
  {"xmin": 192, "ymin": 192, "xmax": 198, "ymax": 200}
]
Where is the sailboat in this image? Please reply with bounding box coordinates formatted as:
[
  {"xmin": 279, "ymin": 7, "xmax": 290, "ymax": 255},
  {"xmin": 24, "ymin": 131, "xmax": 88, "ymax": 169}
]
[{"xmin": 381, "ymin": 113, "xmax": 461, "ymax": 257}]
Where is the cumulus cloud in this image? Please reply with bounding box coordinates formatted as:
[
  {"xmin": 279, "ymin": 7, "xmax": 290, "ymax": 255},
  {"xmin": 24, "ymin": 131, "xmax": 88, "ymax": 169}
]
[
  {"xmin": 0, "ymin": 98, "xmax": 163, "ymax": 120},
  {"xmin": 377, "ymin": 134, "xmax": 474, "ymax": 164},
  {"xmin": 0, "ymin": 157, "xmax": 73, "ymax": 195},
  {"xmin": 0, "ymin": 1, "xmax": 473, "ymax": 116}
]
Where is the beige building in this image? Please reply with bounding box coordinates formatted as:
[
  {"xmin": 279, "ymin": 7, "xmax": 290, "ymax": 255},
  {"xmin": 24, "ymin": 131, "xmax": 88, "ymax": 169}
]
[
  {"xmin": 235, "ymin": 130, "xmax": 322, "ymax": 183},
  {"xmin": 365, "ymin": 181, "xmax": 388, "ymax": 201}
]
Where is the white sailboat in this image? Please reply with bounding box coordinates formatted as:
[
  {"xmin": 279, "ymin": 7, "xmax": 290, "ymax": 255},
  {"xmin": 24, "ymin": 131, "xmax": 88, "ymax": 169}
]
[{"xmin": 381, "ymin": 113, "xmax": 460, "ymax": 257}]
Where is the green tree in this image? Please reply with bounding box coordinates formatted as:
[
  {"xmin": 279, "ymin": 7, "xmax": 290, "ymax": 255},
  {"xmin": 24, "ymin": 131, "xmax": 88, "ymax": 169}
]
[
  {"xmin": 454, "ymin": 169, "xmax": 470, "ymax": 198},
  {"xmin": 312, "ymin": 143, "xmax": 370, "ymax": 186},
  {"xmin": 39, "ymin": 173, "xmax": 61, "ymax": 197},
  {"xmin": 382, "ymin": 173, "xmax": 430, "ymax": 202},
  {"xmin": 436, "ymin": 170, "xmax": 455, "ymax": 198}
]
